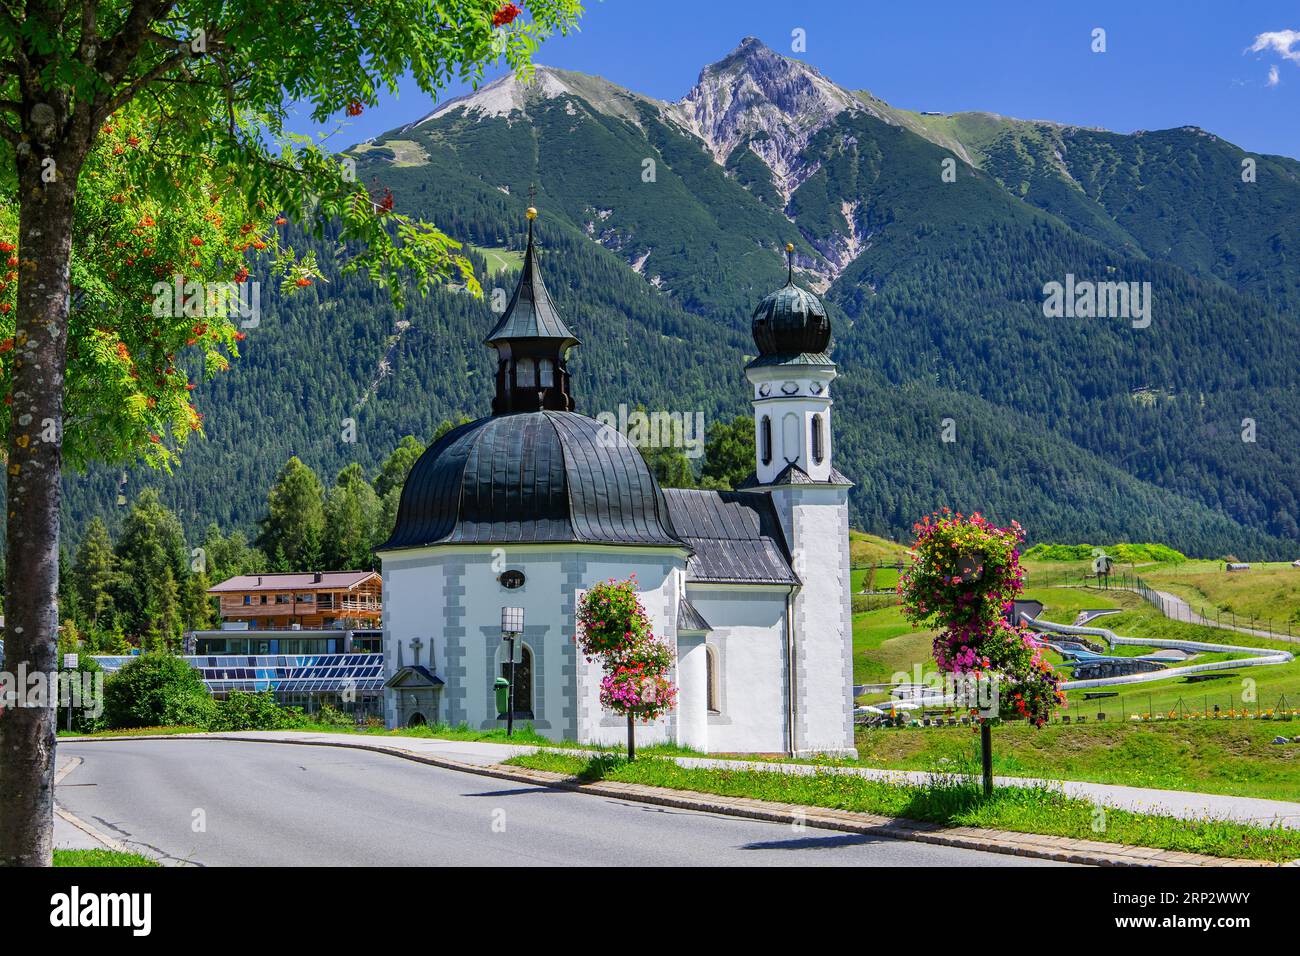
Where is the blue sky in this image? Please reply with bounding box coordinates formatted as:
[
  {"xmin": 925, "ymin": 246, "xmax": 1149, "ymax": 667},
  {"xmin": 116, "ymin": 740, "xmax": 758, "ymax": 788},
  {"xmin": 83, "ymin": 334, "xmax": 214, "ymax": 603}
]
[{"xmin": 303, "ymin": 0, "xmax": 1300, "ymax": 159}]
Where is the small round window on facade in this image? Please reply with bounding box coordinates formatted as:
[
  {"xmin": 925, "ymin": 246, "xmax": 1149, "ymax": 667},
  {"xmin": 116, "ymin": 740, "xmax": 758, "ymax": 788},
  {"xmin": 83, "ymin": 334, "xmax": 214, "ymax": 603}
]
[{"xmin": 499, "ymin": 570, "xmax": 526, "ymax": 589}]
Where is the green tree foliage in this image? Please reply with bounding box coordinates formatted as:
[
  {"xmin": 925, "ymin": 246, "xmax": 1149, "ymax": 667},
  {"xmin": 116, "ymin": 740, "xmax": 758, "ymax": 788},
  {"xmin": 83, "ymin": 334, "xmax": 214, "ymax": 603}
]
[
  {"xmin": 374, "ymin": 434, "xmax": 426, "ymax": 535},
  {"xmin": 701, "ymin": 416, "xmax": 755, "ymax": 490},
  {"xmin": 112, "ymin": 490, "xmax": 189, "ymax": 649},
  {"xmin": 257, "ymin": 457, "xmax": 325, "ymax": 570},
  {"xmin": 102, "ymin": 653, "xmax": 216, "ymax": 730},
  {"xmin": 200, "ymin": 524, "xmax": 264, "ymax": 583},
  {"xmin": 71, "ymin": 519, "xmax": 117, "ymax": 629},
  {"xmin": 323, "ymin": 463, "xmax": 383, "ymax": 570},
  {"xmin": 0, "ymin": 0, "xmax": 582, "ymax": 866},
  {"xmin": 209, "ymin": 690, "xmax": 301, "ymax": 732},
  {"xmin": 374, "ymin": 435, "xmax": 427, "ymax": 500},
  {"xmin": 54, "ymin": 658, "xmax": 105, "ymax": 736},
  {"xmin": 641, "ymin": 442, "xmax": 696, "ymax": 489}
]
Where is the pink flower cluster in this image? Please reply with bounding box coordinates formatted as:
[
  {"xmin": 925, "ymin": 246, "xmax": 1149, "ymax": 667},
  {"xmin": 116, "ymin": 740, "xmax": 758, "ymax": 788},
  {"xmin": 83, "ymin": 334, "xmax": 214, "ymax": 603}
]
[
  {"xmin": 577, "ymin": 576, "xmax": 677, "ymax": 722},
  {"xmin": 899, "ymin": 508, "xmax": 1063, "ymax": 726}
]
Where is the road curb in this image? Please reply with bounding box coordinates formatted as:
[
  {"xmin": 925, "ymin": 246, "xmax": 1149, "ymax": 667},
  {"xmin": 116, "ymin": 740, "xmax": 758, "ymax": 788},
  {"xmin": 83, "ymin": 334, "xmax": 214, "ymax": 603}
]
[
  {"xmin": 53, "ymin": 757, "xmax": 142, "ymax": 858},
  {"xmin": 63, "ymin": 732, "xmax": 1287, "ymax": 867}
]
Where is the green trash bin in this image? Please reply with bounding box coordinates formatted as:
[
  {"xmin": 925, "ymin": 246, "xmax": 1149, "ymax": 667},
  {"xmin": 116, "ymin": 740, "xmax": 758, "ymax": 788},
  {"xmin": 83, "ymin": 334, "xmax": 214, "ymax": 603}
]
[{"xmin": 494, "ymin": 677, "xmax": 510, "ymax": 717}]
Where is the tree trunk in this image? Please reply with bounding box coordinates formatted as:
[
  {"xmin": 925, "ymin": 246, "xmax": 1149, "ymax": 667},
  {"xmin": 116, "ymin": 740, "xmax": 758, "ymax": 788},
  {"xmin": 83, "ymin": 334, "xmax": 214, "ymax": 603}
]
[
  {"xmin": 0, "ymin": 144, "xmax": 81, "ymax": 867},
  {"xmin": 626, "ymin": 712, "xmax": 635, "ymax": 761}
]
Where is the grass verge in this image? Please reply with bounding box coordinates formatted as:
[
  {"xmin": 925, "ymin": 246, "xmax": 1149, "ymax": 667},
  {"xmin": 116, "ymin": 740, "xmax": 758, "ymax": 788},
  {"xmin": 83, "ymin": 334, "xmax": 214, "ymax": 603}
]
[
  {"xmin": 853, "ymin": 720, "xmax": 1300, "ymax": 802},
  {"xmin": 504, "ymin": 752, "xmax": 1300, "ymax": 862},
  {"xmin": 57, "ymin": 725, "xmax": 205, "ymax": 738},
  {"xmin": 53, "ymin": 849, "xmax": 158, "ymax": 867}
]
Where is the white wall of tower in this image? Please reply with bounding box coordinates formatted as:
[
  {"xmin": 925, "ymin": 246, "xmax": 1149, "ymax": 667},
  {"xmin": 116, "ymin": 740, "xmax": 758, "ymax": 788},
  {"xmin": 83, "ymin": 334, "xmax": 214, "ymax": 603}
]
[{"xmin": 744, "ymin": 364, "xmax": 838, "ymax": 482}]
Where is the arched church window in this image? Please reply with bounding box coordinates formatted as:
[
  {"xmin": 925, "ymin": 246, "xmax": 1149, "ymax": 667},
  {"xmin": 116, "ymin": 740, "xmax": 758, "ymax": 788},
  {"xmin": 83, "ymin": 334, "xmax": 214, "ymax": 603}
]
[
  {"xmin": 499, "ymin": 643, "xmax": 534, "ymax": 719},
  {"xmin": 538, "ymin": 358, "xmax": 555, "ymax": 388},
  {"xmin": 760, "ymin": 415, "xmax": 772, "ymax": 466},
  {"xmin": 705, "ymin": 645, "xmax": 720, "ymax": 714},
  {"xmin": 516, "ymin": 357, "xmax": 536, "ymax": 388},
  {"xmin": 812, "ymin": 414, "xmax": 825, "ymax": 465}
]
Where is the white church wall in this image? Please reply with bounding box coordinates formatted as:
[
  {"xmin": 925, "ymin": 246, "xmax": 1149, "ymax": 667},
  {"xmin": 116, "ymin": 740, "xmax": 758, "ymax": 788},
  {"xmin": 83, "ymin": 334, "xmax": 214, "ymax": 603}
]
[
  {"xmin": 573, "ymin": 550, "xmax": 682, "ymax": 750},
  {"xmin": 775, "ymin": 486, "xmax": 858, "ymax": 757},
  {"xmin": 381, "ymin": 556, "xmax": 447, "ymax": 728},
  {"xmin": 745, "ymin": 365, "xmax": 836, "ymax": 484},
  {"xmin": 675, "ymin": 633, "xmax": 709, "ymax": 751},
  {"xmin": 686, "ymin": 586, "xmax": 790, "ymax": 753},
  {"xmin": 380, "ymin": 544, "xmax": 686, "ymax": 746}
]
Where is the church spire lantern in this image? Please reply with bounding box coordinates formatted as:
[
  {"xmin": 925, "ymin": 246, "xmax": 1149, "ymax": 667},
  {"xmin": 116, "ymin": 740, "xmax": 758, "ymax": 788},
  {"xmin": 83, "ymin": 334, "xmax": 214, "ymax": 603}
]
[
  {"xmin": 484, "ymin": 207, "xmax": 580, "ymax": 415},
  {"xmin": 744, "ymin": 241, "xmax": 841, "ymax": 485}
]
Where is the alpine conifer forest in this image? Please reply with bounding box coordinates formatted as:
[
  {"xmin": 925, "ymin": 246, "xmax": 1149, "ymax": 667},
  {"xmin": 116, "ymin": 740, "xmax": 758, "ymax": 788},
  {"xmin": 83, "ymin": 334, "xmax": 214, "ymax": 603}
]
[{"xmin": 32, "ymin": 37, "xmax": 1300, "ymax": 566}]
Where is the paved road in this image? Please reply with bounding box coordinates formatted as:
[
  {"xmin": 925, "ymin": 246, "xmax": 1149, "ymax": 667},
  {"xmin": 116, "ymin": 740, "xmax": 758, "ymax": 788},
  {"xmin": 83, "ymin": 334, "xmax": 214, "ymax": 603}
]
[{"xmin": 57, "ymin": 739, "xmax": 1060, "ymax": 867}]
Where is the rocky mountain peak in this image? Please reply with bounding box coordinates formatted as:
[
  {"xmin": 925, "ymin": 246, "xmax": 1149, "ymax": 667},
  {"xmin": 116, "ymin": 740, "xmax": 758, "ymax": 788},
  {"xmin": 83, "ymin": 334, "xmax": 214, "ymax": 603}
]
[
  {"xmin": 411, "ymin": 65, "xmax": 654, "ymax": 128},
  {"xmin": 670, "ymin": 37, "xmax": 872, "ymax": 201}
]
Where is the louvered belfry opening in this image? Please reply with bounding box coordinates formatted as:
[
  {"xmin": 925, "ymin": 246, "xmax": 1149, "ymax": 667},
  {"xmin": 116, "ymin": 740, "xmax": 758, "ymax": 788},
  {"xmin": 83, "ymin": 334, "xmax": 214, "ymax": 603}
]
[
  {"xmin": 485, "ymin": 208, "xmax": 580, "ymax": 415},
  {"xmin": 491, "ymin": 340, "xmax": 573, "ymax": 414}
]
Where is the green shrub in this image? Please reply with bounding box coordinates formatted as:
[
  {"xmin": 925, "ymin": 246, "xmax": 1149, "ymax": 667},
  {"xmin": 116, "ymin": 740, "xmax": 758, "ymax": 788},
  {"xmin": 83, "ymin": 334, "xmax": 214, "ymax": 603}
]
[
  {"xmin": 102, "ymin": 653, "xmax": 216, "ymax": 729},
  {"xmin": 210, "ymin": 690, "xmax": 301, "ymax": 731},
  {"xmin": 1023, "ymin": 542, "xmax": 1187, "ymax": 564},
  {"xmin": 55, "ymin": 658, "xmax": 105, "ymax": 735},
  {"xmin": 305, "ymin": 703, "xmax": 356, "ymax": 727}
]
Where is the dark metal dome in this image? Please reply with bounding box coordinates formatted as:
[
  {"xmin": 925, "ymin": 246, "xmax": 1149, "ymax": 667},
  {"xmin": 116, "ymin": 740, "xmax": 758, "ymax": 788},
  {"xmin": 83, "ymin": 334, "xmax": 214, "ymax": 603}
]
[
  {"xmin": 751, "ymin": 280, "xmax": 831, "ymax": 356},
  {"xmin": 380, "ymin": 411, "xmax": 683, "ymax": 550}
]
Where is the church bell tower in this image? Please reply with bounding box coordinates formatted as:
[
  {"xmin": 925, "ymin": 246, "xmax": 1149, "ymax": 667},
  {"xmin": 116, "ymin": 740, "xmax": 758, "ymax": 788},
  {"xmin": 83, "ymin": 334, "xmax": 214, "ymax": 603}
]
[
  {"xmin": 743, "ymin": 242, "xmax": 856, "ymax": 758},
  {"xmin": 745, "ymin": 244, "xmax": 838, "ymax": 484},
  {"xmin": 485, "ymin": 207, "xmax": 580, "ymax": 415}
]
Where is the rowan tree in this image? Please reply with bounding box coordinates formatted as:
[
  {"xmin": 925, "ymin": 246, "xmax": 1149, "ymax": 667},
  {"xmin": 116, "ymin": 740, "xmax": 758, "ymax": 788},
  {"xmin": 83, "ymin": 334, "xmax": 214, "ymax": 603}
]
[{"xmin": 0, "ymin": 0, "xmax": 582, "ymax": 866}]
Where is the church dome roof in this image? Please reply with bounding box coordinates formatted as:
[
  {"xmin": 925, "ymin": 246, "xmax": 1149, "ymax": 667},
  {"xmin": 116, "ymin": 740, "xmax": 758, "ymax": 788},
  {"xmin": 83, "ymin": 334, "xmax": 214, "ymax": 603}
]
[
  {"xmin": 751, "ymin": 246, "xmax": 831, "ymax": 357},
  {"xmin": 380, "ymin": 411, "xmax": 684, "ymax": 550}
]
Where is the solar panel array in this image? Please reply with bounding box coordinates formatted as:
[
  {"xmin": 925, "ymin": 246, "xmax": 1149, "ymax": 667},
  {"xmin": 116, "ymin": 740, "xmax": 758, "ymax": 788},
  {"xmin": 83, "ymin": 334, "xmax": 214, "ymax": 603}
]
[{"xmin": 92, "ymin": 654, "xmax": 385, "ymax": 694}]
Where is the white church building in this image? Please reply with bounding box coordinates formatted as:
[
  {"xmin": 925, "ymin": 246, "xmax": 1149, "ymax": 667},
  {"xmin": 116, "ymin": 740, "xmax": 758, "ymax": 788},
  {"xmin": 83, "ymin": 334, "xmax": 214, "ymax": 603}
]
[{"xmin": 377, "ymin": 211, "xmax": 856, "ymax": 757}]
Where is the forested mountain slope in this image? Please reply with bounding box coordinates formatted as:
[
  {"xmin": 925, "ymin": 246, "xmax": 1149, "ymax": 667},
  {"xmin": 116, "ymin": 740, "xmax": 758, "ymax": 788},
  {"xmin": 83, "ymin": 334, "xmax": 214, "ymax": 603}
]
[{"xmin": 55, "ymin": 39, "xmax": 1300, "ymax": 560}]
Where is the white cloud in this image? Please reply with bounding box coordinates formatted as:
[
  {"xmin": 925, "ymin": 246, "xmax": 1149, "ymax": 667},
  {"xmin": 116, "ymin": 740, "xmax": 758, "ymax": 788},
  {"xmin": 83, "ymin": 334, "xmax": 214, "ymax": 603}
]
[
  {"xmin": 1248, "ymin": 29, "xmax": 1300, "ymax": 64},
  {"xmin": 1268, "ymin": 64, "xmax": 1281, "ymax": 87}
]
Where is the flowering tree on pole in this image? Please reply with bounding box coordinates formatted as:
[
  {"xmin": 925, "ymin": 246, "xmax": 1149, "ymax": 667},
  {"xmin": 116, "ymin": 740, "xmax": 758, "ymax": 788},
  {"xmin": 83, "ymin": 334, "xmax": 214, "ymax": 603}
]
[
  {"xmin": 577, "ymin": 576, "xmax": 678, "ymax": 759},
  {"xmin": 898, "ymin": 510, "xmax": 1065, "ymax": 792}
]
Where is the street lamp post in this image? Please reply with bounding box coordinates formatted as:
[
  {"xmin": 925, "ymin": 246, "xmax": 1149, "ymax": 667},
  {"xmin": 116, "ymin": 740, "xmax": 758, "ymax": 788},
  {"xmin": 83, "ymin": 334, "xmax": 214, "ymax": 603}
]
[{"xmin": 501, "ymin": 607, "xmax": 524, "ymax": 737}]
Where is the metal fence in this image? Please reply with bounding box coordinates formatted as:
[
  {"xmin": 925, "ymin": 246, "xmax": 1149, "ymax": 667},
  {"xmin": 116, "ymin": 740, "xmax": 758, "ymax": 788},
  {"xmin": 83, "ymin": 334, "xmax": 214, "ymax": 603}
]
[
  {"xmin": 1086, "ymin": 571, "xmax": 1296, "ymax": 640},
  {"xmin": 1072, "ymin": 691, "xmax": 1298, "ymax": 724}
]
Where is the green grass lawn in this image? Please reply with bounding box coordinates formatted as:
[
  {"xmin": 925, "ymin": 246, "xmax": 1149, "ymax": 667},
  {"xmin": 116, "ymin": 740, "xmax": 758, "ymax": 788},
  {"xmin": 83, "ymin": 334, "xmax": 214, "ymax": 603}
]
[
  {"xmin": 853, "ymin": 718, "xmax": 1300, "ymax": 802},
  {"xmin": 469, "ymin": 244, "xmax": 524, "ymax": 277},
  {"xmin": 849, "ymin": 530, "xmax": 910, "ymax": 565},
  {"xmin": 851, "ymin": 605, "xmax": 937, "ymax": 690},
  {"xmin": 54, "ymin": 849, "xmax": 157, "ymax": 867},
  {"xmin": 1024, "ymin": 554, "xmax": 1300, "ymax": 633},
  {"xmin": 848, "ymin": 583, "xmax": 1300, "ymax": 800},
  {"xmin": 504, "ymin": 751, "xmax": 1300, "ymax": 862},
  {"xmin": 57, "ymin": 725, "xmax": 205, "ymax": 738},
  {"xmin": 1142, "ymin": 561, "xmax": 1300, "ymax": 631},
  {"xmin": 851, "ymin": 565, "xmax": 900, "ymax": 593}
]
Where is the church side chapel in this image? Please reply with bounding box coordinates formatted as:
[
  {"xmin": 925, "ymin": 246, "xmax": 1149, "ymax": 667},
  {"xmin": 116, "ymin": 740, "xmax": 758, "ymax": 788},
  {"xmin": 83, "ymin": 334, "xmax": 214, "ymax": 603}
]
[{"xmin": 378, "ymin": 209, "xmax": 856, "ymax": 757}]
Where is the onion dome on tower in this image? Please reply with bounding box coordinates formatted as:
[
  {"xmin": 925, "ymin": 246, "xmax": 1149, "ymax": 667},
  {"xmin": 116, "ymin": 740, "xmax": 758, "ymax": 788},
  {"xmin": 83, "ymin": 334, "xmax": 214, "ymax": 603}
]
[
  {"xmin": 740, "ymin": 242, "xmax": 849, "ymax": 489},
  {"xmin": 484, "ymin": 206, "xmax": 580, "ymax": 414},
  {"xmin": 749, "ymin": 243, "xmax": 832, "ymax": 365}
]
